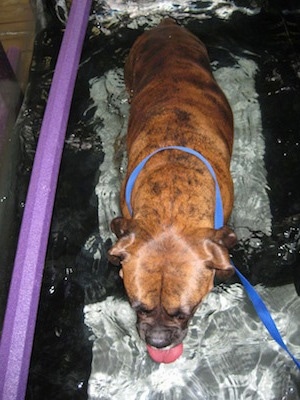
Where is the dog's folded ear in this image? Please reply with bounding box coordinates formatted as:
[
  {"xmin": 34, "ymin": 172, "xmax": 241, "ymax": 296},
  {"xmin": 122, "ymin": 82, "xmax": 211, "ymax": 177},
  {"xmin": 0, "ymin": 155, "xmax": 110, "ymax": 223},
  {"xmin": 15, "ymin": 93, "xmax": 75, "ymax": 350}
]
[
  {"xmin": 107, "ymin": 233, "xmax": 135, "ymax": 265},
  {"xmin": 213, "ymin": 226, "xmax": 237, "ymax": 249},
  {"xmin": 108, "ymin": 217, "xmax": 134, "ymax": 265},
  {"xmin": 110, "ymin": 217, "xmax": 132, "ymax": 238},
  {"xmin": 204, "ymin": 227, "xmax": 237, "ymax": 280}
]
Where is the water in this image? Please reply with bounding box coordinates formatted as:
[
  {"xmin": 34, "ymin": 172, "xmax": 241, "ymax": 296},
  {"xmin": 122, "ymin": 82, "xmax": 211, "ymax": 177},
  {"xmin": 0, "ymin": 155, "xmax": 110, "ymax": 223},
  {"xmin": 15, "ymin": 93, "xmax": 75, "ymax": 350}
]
[
  {"xmin": 11, "ymin": 0, "xmax": 300, "ymax": 399},
  {"xmin": 86, "ymin": 285, "xmax": 300, "ymax": 400}
]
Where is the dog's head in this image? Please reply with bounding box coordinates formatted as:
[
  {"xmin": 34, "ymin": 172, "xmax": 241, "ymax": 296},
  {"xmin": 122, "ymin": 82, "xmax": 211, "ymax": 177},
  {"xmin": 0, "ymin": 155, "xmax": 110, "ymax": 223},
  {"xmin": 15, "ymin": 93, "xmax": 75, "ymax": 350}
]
[{"xmin": 108, "ymin": 217, "xmax": 236, "ymax": 361}]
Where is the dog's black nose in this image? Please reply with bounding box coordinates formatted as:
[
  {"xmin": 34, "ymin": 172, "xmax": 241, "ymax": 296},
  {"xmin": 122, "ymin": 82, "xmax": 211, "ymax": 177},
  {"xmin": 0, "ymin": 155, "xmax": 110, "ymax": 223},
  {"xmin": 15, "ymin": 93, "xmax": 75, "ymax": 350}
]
[{"xmin": 146, "ymin": 329, "xmax": 173, "ymax": 349}]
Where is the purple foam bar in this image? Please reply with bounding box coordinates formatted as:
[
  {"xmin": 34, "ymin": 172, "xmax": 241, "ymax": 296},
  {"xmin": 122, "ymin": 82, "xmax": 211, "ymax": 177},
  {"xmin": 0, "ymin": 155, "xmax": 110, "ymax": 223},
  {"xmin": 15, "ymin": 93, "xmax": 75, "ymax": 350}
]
[{"xmin": 0, "ymin": 1, "xmax": 92, "ymax": 399}]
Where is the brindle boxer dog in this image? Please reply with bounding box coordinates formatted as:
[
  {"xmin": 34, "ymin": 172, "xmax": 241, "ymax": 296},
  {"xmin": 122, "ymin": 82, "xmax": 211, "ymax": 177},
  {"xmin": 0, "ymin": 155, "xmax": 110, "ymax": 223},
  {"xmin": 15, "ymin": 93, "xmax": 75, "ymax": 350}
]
[{"xmin": 108, "ymin": 18, "xmax": 237, "ymax": 363}]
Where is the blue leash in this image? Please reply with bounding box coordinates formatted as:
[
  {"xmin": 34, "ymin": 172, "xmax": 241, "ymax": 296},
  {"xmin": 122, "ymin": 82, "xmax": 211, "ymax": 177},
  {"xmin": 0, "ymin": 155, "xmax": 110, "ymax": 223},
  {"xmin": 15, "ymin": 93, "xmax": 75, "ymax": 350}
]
[
  {"xmin": 125, "ymin": 145, "xmax": 300, "ymax": 369},
  {"xmin": 234, "ymin": 267, "xmax": 300, "ymax": 368}
]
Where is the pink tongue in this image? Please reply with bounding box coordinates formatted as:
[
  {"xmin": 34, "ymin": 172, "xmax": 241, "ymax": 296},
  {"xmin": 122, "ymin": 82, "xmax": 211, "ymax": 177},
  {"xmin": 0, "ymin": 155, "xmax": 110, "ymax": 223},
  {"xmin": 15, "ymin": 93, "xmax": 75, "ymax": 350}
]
[{"xmin": 146, "ymin": 343, "xmax": 183, "ymax": 363}]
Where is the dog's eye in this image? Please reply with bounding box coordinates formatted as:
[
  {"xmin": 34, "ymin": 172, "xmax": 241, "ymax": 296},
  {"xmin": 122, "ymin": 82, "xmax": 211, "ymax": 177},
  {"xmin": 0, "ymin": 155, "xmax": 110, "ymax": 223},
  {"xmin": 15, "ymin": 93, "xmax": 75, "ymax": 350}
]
[
  {"xmin": 174, "ymin": 313, "xmax": 187, "ymax": 320},
  {"xmin": 132, "ymin": 303, "xmax": 154, "ymax": 316},
  {"xmin": 138, "ymin": 307, "xmax": 154, "ymax": 316},
  {"xmin": 168, "ymin": 311, "xmax": 188, "ymax": 320}
]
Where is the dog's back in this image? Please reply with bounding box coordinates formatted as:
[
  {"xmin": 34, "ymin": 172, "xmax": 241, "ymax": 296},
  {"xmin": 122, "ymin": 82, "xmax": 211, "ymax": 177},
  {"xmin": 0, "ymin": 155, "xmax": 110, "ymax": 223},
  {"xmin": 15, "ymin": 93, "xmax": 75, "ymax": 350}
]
[{"xmin": 122, "ymin": 19, "xmax": 234, "ymax": 224}]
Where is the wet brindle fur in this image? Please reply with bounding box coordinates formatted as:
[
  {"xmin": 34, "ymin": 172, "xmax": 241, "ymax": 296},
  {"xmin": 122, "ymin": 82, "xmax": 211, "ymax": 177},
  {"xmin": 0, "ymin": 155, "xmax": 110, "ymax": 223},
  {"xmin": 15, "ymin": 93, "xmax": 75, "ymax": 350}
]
[{"xmin": 109, "ymin": 19, "xmax": 236, "ymax": 349}]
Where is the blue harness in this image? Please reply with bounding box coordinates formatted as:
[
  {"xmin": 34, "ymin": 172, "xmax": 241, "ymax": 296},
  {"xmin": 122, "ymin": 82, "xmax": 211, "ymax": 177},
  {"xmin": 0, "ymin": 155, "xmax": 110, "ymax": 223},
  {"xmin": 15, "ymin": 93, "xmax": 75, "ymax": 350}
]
[{"xmin": 125, "ymin": 145, "xmax": 300, "ymax": 369}]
